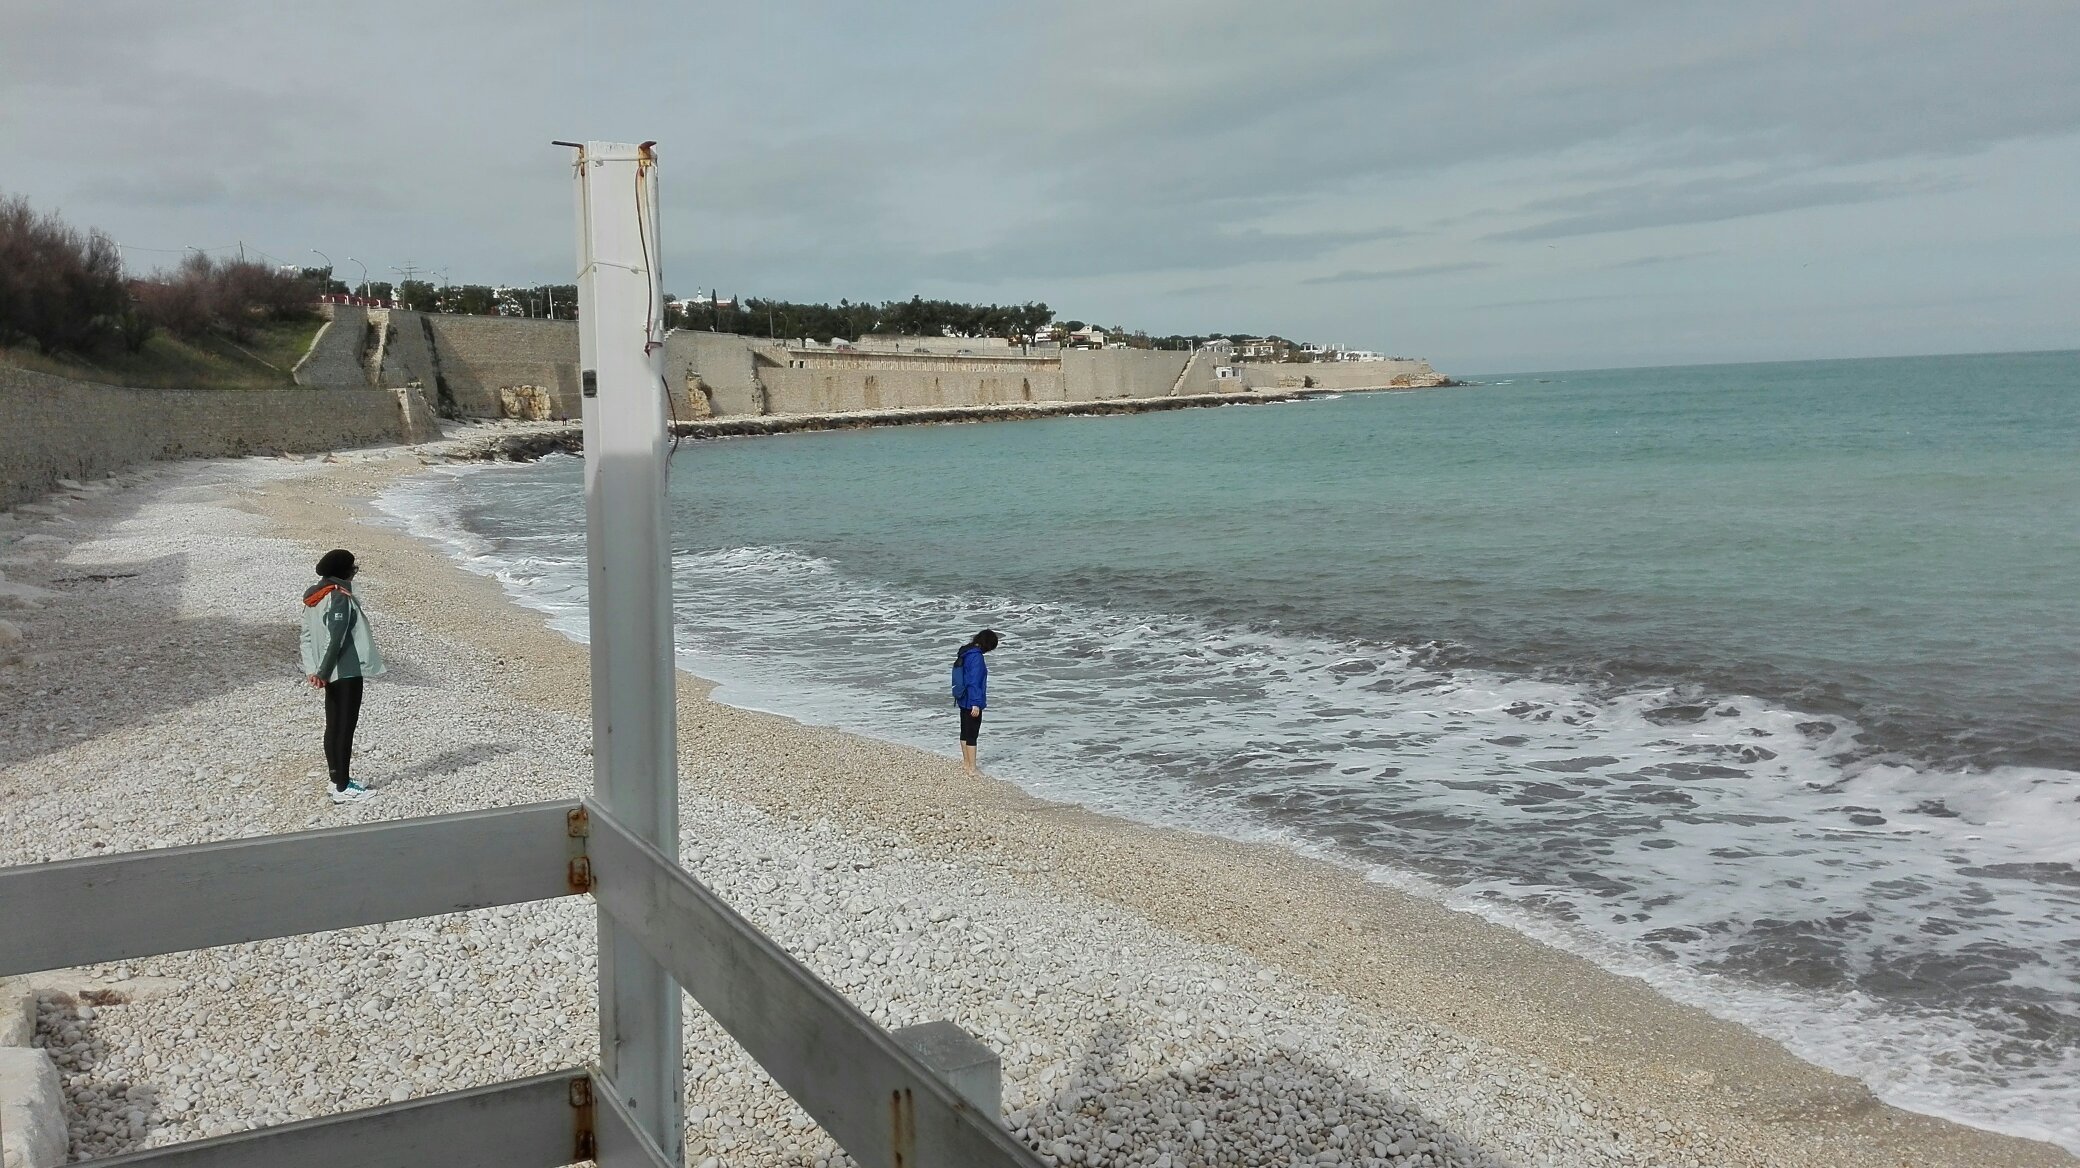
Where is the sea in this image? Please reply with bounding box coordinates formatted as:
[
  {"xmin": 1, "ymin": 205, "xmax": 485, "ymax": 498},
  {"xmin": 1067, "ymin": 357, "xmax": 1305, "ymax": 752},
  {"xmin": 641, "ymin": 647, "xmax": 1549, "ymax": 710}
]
[{"xmin": 375, "ymin": 350, "xmax": 2080, "ymax": 1151}]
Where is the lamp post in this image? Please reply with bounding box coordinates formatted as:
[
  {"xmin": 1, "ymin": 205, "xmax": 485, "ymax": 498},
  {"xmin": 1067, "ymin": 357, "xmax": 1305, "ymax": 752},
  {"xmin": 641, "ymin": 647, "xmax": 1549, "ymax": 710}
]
[{"xmin": 347, "ymin": 257, "xmax": 369, "ymax": 302}]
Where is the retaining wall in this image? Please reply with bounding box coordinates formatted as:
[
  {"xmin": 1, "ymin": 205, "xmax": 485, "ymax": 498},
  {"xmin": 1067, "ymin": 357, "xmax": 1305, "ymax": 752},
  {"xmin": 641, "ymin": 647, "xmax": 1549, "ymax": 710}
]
[
  {"xmin": 0, "ymin": 367, "xmax": 413, "ymax": 507},
  {"xmin": 421, "ymin": 314, "xmax": 582, "ymax": 419},
  {"xmin": 370, "ymin": 309, "xmax": 438, "ymax": 405}
]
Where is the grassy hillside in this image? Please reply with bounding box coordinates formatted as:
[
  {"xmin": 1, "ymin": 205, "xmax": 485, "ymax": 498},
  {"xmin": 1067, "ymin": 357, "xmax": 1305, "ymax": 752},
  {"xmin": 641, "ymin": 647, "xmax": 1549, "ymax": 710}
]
[{"xmin": 1, "ymin": 317, "xmax": 325, "ymax": 390}]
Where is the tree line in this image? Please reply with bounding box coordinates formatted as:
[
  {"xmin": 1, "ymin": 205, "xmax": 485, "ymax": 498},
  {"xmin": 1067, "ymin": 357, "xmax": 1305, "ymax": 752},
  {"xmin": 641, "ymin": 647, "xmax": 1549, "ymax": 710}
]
[
  {"xmin": 670, "ymin": 295, "xmax": 1052, "ymax": 344},
  {"xmin": 3, "ymin": 191, "xmax": 1316, "ymax": 361},
  {"xmin": 0, "ymin": 194, "xmax": 317, "ymax": 357}
]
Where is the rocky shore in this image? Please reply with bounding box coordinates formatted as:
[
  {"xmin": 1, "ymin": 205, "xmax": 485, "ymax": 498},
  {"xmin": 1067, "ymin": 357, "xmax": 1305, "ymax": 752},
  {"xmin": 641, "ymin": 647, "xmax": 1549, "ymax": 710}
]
[
  {"xmin": 438, "ymin": 390, "xmax": 1317, "ymax": 463},
  {"xmin": 0, "ymin": 444, "xmax": 2070, "ymax": 1168}
]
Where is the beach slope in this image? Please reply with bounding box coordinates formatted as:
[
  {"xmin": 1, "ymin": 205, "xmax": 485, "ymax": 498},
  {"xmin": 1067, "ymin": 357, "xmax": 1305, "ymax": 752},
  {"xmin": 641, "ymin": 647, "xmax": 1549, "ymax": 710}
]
[{"xmin": 0, "ymin": 450, "xmax": 2068, "ymax": 1167}]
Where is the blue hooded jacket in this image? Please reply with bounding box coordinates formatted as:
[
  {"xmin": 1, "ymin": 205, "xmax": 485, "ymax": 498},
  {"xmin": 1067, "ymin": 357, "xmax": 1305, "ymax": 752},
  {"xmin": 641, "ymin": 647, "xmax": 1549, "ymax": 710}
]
[{"xmin": 951, "ymin": 644, "xmax": 987, "ymax": 710}]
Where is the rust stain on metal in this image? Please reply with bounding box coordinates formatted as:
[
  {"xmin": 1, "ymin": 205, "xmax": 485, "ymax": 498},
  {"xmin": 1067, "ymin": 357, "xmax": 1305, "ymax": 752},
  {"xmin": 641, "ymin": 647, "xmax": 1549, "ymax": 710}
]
[
  {"xmin": 568, "ymin": 856, "xmax": 594, "ymax": 894},
  {"xmin": 569, "ymin": 1075, "xmax": 596, "ymax": 1161},
  {"xmin": 566, "ymin": 806, "xmax": 590, "ymax": 837},
  {"xmin": 890, "ymin": 1086, "xmax": 915, "ymax": 1167}
]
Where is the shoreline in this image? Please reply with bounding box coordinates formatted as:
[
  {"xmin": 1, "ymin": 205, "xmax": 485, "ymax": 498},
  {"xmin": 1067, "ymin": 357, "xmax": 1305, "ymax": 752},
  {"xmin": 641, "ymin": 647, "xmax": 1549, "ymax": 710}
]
[
  {"xmin": 1, "ymin": 446, "xmax": 2069, "ymax": 1166},
  {"xmin": 299, "ymin": 449, "xmax": 2074, "ymax": 1166},
  {"xmin": 438, "ymin": 383, "xmax": 1459, "ymax": 462}
]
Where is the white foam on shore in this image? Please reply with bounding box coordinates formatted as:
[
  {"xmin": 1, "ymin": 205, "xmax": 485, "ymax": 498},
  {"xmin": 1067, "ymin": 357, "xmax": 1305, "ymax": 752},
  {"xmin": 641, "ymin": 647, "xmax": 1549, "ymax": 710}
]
[{"xmin": 372, "ymin": 466, "xmax": 2080, "ymax": 1154}]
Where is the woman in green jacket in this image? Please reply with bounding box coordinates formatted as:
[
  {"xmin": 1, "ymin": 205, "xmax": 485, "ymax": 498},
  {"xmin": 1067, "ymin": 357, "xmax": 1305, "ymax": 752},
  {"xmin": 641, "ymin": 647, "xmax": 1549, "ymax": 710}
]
[{"xmin": 300, "ymin": 549, "xmax": 386, "ymax": 804}]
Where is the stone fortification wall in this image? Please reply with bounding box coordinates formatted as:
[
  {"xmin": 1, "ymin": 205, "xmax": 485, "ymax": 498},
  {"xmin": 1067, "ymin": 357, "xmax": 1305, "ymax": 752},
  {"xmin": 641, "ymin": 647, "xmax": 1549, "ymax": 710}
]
[
  {"xmin": 1062, "ymin": 348, "xmax": 1194, "ymax": 401},
  {"xmin": 761, "ymin": 361, "xmax": 1062, "ymax": 415},
  {"xmin": 341, "ymin": 316, "xmax": 1416, "ymax": 422},
  {"xmin": 0, "ymin": 366, "xmax": 415, "ymax": 507},
  {"xmin": 421, "ymin": 315, "xmax": 582, "ymax": 419},
  {"xmin": 666, "ymin": 331, "xmax": 784, "ymax": 419},
  {"xmin": 291, "ymin": 304, "xmax": 371, "ymax": 389},
  {"xmin": 1239, "ymin": 359, "xmax": 1439, "ymax": 391},
  {"xmin": 852, "ymin": 334, "xmax": 1014, "ymax": 356}
]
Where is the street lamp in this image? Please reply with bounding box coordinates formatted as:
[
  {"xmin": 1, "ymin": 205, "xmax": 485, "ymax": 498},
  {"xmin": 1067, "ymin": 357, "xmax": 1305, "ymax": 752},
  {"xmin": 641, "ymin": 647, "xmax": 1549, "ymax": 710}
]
[{"xmin": 347, "ymin": 257, "xmax": 369, "ymax": 301}]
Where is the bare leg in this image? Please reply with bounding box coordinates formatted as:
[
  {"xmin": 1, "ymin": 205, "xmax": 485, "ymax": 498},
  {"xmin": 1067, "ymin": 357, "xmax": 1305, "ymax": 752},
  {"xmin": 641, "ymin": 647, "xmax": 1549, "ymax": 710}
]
[{"xmin": 962, "ymin": 743, "xmax": 978, "ymax": 774}]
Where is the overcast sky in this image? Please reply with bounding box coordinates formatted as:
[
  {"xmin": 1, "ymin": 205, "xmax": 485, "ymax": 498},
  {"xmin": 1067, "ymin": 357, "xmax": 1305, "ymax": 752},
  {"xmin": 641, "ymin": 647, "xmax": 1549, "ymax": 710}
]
[{"xmin": 4, "ymin": 2, "xmax": 2077, "ymax": 372}]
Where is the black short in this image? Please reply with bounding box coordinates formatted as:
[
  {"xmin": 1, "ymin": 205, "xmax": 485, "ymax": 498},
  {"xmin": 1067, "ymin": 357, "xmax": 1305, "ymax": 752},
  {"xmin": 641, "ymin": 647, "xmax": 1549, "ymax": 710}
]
[{"xmin": 958, "ymin": 708, "xmax": 983, "ymax": 745}]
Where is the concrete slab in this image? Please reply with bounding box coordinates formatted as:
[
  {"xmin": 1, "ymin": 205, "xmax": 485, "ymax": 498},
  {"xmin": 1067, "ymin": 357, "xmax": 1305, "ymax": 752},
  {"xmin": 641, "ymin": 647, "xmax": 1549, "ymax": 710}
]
[{"xmin": 0, "ymin": 1046, "xmax": 66, "ymax": 1168}]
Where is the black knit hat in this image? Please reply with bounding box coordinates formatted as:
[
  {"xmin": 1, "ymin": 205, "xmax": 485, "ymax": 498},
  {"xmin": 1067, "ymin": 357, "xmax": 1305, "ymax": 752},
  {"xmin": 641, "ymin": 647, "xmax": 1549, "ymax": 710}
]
[{"xmin": 315, "ymin": 549, "xmax": 357, "ymax": 579}]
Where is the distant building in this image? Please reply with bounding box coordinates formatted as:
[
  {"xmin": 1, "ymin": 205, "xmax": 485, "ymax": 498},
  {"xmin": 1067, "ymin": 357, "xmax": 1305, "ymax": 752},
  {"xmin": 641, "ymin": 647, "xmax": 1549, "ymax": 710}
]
[
  {"xmin": 1237, "ymin": 337, "xmax": 1291, "ymax": 361},
  {"xmin": 1068, "ymin": 326, "xmax": 1108, "ymax": 349}
]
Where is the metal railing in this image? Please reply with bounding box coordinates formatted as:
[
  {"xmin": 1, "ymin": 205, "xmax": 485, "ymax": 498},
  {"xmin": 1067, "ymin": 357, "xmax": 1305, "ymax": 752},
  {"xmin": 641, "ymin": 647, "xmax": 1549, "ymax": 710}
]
[{"xmin": 1, "ymin": 797, "xmax": 1043, "ymax": 1167}]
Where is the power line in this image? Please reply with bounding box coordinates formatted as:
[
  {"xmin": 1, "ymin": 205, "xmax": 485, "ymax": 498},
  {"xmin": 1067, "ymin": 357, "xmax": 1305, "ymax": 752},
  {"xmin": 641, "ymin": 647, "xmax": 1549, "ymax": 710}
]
[{"xmin": 113, "ymin": 242, "xmax": 239, "ymax": 255}]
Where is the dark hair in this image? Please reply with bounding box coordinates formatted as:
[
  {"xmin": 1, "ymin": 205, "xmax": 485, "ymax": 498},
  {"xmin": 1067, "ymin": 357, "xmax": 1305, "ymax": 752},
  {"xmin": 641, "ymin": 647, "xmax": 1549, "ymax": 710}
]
[
  {"xmin": 315, "ymin": 549, "xmax": 357, "ymax": 579},
  {"xmin": 955, "ymin": 628, "xmax": 999, "ymax": 663}
]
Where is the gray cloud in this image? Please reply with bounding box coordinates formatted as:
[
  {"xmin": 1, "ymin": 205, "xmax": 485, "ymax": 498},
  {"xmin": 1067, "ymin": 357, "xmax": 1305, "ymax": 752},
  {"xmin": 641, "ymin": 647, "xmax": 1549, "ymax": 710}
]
[
  {"xmin": 1302, "ymin": 262, "xmax": 1494, "ymax": 285},
  {"xmin": 1484, "ymin": 173, "xmax": 1960, "ymax": 242},
  {"xmin": 1603, "ymin": 251, "xmax": 1719, "ymax": 270},
  {"xmin": 1469, "ymin": 293, "xmax": 1651, "ymax": 311},
  {"xmin": 930, "ymin": 223, "xmax": 1412, "ymax": 282}
]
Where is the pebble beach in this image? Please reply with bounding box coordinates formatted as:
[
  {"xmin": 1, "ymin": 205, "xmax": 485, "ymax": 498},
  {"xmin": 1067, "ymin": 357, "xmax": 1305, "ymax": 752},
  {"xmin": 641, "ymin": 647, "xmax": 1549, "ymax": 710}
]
[{"xmin": 1, "ymin": 442, "xmax": 2072, "ymax": 1168}]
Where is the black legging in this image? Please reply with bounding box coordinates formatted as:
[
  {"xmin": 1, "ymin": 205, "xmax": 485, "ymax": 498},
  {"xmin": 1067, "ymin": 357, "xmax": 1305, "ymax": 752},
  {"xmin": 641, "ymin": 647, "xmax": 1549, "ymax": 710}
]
[{"xmin": 323, "ymin": 677, "xmax": 365, "ymax": 789}]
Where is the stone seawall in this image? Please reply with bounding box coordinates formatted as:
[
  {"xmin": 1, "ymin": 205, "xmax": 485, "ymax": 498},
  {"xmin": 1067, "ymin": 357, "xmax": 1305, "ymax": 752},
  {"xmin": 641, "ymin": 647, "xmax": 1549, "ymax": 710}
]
[
  {"xmin": 1064, "ymin": 348, "xmax": 1200, "ymax": 401},
  {"xmin": 1238, "ymin": 359, "xmax": 1442, "ymax": 391},
  {"xmin": 347, "ymin": 315, "xmax": 1442, "ymax": 420},
  {"xmin": 0, "ymin": 367, "xmax": 420, "ymax": 507},
  {"xmin": 761, "ymin": 356, "xmax": 1065, "ymax": 413}
]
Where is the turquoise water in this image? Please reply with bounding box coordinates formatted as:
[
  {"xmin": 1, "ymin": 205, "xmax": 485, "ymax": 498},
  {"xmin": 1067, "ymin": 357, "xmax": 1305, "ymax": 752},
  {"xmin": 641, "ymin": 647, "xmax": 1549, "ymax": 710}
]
[{"xmin": 381, "ymin": 349, "xmax": 2080, "ymax": 1149}]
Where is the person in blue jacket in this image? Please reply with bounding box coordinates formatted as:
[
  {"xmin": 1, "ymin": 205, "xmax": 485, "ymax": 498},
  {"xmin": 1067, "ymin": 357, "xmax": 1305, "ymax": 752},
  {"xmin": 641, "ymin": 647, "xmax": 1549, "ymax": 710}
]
[{"xmin": 950, "ymin": 628, "xmax": 999, "ymax": 773}]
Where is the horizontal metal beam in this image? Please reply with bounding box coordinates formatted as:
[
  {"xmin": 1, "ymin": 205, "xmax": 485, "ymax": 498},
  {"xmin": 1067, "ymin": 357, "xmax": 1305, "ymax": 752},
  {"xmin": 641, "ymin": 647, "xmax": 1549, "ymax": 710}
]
[
  {"xmin": 76, "ymin": 1070, "xmax": 585, "ymax": 1168},
  {"xmin": 585, "ymin": 799, "xmax": 1044, "ymax": 1168},
  {"xmin": 0, "ymin": 802, "xmax": 583, "ymax": 977}
]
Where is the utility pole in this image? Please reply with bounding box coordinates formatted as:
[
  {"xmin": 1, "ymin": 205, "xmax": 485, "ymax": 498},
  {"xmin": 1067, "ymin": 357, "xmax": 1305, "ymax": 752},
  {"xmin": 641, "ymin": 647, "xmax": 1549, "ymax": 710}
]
[{"xmin": 565, "ymin": 139, "xmax": 682, "ymax": 1160}]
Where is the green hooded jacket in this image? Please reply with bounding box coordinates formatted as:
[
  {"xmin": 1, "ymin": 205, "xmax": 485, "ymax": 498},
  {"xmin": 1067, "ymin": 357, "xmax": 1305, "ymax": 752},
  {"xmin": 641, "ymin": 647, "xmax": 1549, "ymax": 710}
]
[{"xmin": 299, "ymin": 578, "xmax": 386, "ymax": 681}]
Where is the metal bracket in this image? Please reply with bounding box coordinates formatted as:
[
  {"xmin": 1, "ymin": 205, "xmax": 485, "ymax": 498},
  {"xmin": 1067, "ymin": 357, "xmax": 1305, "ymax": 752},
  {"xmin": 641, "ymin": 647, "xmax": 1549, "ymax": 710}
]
[
  {"xmin": 567, "ymin": 807, "xmax": 593, "ymax": 894},
  {"xmin": 569, "ymin": 1075, "xmax": 596, "ymax": 1162}
]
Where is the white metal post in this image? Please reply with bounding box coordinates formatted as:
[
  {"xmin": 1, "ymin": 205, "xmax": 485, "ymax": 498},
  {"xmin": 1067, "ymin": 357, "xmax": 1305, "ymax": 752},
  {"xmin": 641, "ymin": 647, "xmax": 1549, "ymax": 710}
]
[{"xmin": 572, "ymin": 140, "xmax": 683, "ymax": 1164}]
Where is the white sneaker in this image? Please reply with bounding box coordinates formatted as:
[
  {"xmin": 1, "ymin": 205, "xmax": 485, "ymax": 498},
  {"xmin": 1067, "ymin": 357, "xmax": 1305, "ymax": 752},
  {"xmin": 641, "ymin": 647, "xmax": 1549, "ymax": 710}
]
[{"xmin": 329, "ymin": 782, "xmax": 372, "ymax": 804}]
